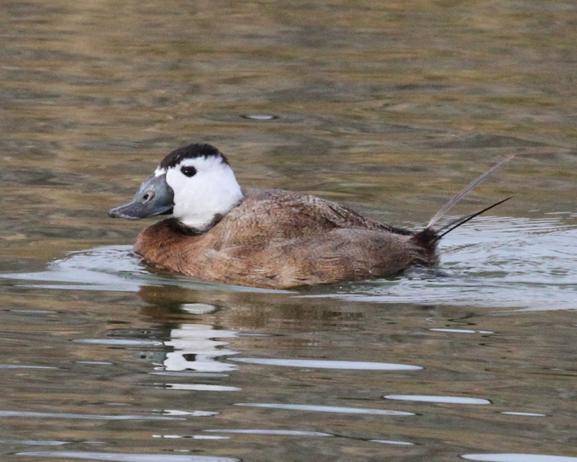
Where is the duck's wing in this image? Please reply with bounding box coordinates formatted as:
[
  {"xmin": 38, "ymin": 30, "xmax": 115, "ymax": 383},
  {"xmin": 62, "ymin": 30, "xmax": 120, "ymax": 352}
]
[
  {"xmin": 223, "ymin": 188, "xmax": 412, "ymax": 242},
  {"xmin": 309, "ymin": 195, "xmax": 412, "ymax": 235}
]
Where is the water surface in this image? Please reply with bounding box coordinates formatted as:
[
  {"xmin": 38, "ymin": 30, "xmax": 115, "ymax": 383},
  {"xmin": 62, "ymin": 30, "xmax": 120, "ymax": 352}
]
[{"xmin": 1, "ymin": 1, "xmax": 577, "ymax": 461}]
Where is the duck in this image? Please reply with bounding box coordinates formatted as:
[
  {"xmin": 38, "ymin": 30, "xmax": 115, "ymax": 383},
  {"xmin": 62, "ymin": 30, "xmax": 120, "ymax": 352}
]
[{"xmin": 108, "ymin": 143, "xmax": 511, "ymax": 289}]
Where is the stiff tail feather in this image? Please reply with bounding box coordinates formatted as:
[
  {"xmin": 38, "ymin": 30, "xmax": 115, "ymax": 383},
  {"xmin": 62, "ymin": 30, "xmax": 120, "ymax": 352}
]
[
  {"xmin": 433, "ymin": 196, "xmax": 512, "ymax": 241},
  {"xmin": 413, "ymin": 155, "xmax": 514, "ymax": 245}
]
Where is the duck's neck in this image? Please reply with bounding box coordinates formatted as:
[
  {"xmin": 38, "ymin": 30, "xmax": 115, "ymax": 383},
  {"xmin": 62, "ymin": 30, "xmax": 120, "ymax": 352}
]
[{"xmin": 165, "ymin": 215, "xmax": 227, "ymax": 235}]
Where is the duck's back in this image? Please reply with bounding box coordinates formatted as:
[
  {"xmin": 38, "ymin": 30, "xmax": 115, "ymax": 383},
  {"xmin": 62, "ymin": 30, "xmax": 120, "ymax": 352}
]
[{"xmin": 135, "ymin": 188, "xmax": 434, "ymax": 288}]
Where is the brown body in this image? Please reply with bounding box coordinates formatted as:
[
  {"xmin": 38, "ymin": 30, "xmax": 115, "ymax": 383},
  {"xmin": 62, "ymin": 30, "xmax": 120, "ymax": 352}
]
[{"xmin": 135, "ymin": 188, "xmax": 436, "ymax": 289}]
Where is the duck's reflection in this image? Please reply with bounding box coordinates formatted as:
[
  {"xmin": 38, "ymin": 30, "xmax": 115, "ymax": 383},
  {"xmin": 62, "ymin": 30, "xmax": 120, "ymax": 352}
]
[
  {"xmin": 135, "ymin": 284, "xmax": 372, "ymax": 374},
  {"xmin": 138, "ymin": 284, "xmax": 370, "ymax": 329},
  {"xmin": 162, "ymin": 321, "xmax": 238, "ymax": 373}
]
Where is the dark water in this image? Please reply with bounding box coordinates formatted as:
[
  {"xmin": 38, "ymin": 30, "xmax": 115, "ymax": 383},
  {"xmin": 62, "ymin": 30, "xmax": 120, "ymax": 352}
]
[{"xmin": 1, "ymin": 1, "xmax": 577, "ymax": 461}]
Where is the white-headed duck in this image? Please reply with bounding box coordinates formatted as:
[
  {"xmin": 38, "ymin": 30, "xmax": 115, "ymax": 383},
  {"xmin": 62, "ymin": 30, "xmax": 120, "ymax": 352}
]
[{"xmin": 109, "ymin": 143, "xmax": 511, "ymax": 289}]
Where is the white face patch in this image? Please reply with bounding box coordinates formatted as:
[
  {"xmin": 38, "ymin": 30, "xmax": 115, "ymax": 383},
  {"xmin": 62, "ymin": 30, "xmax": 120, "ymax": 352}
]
[
  {"xmin": 165, "ymin": 155, "xmax": 244, "ymax": 231},
  {"xmin": 154, "ymin": 167, "xmax": 166, "ymax": 177}
]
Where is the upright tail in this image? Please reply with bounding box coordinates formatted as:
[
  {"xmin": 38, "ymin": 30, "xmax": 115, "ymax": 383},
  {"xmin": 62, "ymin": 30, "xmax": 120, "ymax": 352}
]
[{"xmin": 413, "ymin": 155, "xmax": 514, "ymax": 247}]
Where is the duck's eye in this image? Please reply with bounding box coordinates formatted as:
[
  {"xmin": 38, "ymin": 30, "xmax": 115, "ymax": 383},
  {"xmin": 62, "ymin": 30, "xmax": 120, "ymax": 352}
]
[
  {"xmin": 181, "ymin": 166, "xmax": 197, "ymax": 177},
  {"xmin": 142, "ymin": 191, "xmax": 154, "ymax": 203}
]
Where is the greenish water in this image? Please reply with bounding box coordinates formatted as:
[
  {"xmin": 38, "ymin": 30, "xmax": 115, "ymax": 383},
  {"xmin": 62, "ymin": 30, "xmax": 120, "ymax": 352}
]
[{"xmin": 1, "ymin": 1, "xmax": 577, "ymax": 461}]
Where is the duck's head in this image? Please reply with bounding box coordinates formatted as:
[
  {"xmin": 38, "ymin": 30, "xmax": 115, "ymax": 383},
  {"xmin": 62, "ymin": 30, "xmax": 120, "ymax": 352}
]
[{"xmin": 108, "ymin": 143, "xmax": 244, "ymax": 232}]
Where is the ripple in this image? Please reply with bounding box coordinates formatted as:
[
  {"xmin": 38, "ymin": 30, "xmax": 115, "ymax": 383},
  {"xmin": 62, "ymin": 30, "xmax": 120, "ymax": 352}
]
[
  {"xmin": 204, "ymin": 429, "xmax": 331, "ymax": 437},
  {"xmin": 461, "ymin": 454, "xmax": 577, "ymax": 462},
  {"xmin": 240, "ymin": 114, "xmax": 279, "ymax": 121},
  {"xmin": 76, "ymin": 361, "xmax": 114, "ymax": 366},
  {"xmin": 429, "ymin": 328, "xmax": 494, "ymax": 335},
  {"xmin": 11, "ymin": 309, "xmax": 53, "ymax": 315},
  {"xmin": 0, "ymin": 410, "xmax": 181, "ymax": 421},
  {"xmin": 153, "ymin": 434, "xmax": 229, "ymax": 441},
  {"xmin": 0, "ymin": 364, "xmax": 56, "ymax": 369},
  {"xmin": 74, "ymin": 338, "xmax": 162, "ymax": 347},
  {"xmin": 18, "ymin": 452, "xmax": 240, "ymax": 462},
  {"xmin": 370, "ymin": 439, "xmax": 415, "ymax": 446},
  {"xmin": 180, "ymin": 303, "xmax": 218, "ymax": 315},
  {"xmin": 0, "ymin": 440, "xmax": 67, "ymax": 446},
  {"xmin": 163, "ymin": 384, "xmax": 240, "ymax": 392},
  {"xmin": 151, "ymin": 372, "xmax": 229, "ymax": 379},
  {"xmin": 229, "ymin": 357, "xmax": 422, "ymax": 371},
  {"xmin": 161, "ymin": 410, "xmax": 217, "ymax": 417},
  {"xmin": 501, "ymin": 411, "xmax": 546, "ymax": 417},
  {"xmin": 236, "ymin": 403, "xmax": 414, "ymax": 416},
  {"xmin": 384, "ymin": 395, "xmax": 491, "ymax": 405}
]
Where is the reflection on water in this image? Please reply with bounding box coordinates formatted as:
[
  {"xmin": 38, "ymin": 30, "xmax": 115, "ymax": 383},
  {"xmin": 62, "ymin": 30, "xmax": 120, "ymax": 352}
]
[
  {"xmin": 1, "ymin": 0, "xmax": 577, "ymax": 460},
  {"xmin": 162, "ymin": 324, "xmax": 238, "ymax": 373},
  {"xmin": 3, "ymin": 267, "xmax": 576, "ymax": 460}
]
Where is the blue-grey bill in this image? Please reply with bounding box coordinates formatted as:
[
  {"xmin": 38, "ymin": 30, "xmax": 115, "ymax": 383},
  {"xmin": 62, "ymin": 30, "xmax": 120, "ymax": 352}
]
[{"xmin": 108, "ymin": 174, "xmax": 174, "ymax": 220}]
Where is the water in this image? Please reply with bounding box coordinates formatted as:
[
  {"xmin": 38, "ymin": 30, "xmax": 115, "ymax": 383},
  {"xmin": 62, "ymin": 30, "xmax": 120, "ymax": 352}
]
[{"xmin": 1, "ymin": 0, "xmax": 577, "ymax": 460}]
